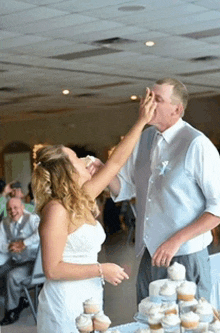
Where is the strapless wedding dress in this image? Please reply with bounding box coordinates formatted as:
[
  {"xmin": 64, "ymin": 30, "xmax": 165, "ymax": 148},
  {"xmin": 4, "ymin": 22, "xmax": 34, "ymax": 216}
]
[{"xmin": 37, "ymin": 222, "xmax": 106, "ymax": 333}]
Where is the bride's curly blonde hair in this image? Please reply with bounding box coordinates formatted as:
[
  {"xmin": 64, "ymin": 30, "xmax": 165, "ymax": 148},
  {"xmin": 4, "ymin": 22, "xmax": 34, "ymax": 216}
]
[{"xmin": 32, "ymin": 145, "xmax": 99, "ymax": 226}]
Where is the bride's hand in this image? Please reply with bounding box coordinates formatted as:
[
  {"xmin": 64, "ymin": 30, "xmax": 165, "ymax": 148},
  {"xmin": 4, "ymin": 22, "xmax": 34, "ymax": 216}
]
[
  {"xmin": 139, "ymin": 88, "xmax": 156, "ymax": 124},
  {"xmin": 101, "ymin": 263, "xmax": 129, "ymax": 286}
]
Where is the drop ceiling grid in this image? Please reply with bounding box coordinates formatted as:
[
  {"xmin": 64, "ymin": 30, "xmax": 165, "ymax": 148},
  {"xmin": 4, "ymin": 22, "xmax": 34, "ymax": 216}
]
[{"xmin": 0, "ymin": 0, "xmax": 220, "ymax": 118}]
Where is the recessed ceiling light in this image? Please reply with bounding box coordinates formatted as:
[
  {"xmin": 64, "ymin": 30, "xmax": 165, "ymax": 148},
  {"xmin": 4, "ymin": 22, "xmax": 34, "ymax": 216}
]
[
  {"xmin": 62, "ymin": 89, "xmax": 70, "ymax": 95},
  {"xmin": 145, "ymin": 41, "xmax": 155, "ymax": 47},
  {"xmin": 130, "ymin": 95, "xmax": 138, "ymax": 100}
]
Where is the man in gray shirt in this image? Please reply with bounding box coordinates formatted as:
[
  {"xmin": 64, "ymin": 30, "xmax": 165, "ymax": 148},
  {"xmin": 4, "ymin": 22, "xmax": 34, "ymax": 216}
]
[{"xmin": 109, "ymin": 78, "xmax": 220, "ymax": 304}]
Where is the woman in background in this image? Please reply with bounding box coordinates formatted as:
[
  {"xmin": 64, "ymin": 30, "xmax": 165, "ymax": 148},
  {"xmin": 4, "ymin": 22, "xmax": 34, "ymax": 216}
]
[{"xmin": 32, "ymin": 89, "xmax": 156, "ymax": 333}]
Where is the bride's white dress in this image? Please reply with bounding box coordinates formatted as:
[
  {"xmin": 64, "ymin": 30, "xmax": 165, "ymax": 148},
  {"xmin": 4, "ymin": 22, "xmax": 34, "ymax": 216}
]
[{"xmin": 37, "ymin": 222, "xmax": 106, "ymax": 333}]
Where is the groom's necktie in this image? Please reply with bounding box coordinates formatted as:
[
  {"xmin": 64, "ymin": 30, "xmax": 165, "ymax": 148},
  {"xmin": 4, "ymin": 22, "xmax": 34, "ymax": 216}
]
[{"xmin": 151, "ymin": 132, "xmax": 164, "ymax": 170}]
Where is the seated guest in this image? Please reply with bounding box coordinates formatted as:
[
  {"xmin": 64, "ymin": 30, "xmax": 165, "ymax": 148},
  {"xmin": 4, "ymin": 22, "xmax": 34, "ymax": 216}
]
[
  {"xmin": 0, "ymin": 179, "xmax": 12, "ymax": 222},
  {"xmin": 9, "ymin": 181, "xmax": 35, "ymax": 214},
  {"xmin": 0, "ymin": 197, "xmax": 40, "ymax": 326}
]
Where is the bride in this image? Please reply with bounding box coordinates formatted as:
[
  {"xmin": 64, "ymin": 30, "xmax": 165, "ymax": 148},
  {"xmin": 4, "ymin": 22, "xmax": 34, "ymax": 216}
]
[{"xmin": 31, "ymin": 89, "xmax": 156, "ymax": 333}]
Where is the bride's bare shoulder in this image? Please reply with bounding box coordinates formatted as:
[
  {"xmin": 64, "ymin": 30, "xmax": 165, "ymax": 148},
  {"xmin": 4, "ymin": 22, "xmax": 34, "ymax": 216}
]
[{"xmin": 41, "ymin": 200, "xmax": 69, "ymax": 221}]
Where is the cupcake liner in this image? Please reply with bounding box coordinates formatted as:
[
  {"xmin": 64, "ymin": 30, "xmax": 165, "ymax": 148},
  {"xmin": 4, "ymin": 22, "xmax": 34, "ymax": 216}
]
[
  {"xmin": 150, "ymin": 327, "xmax": 164, "ymax": 333},
  {"xmin": 181, "ymin": 321, "xmax": 199, "ymax": 330},
  {"xmin": 164, "ymin": 309, "xmax": 178, "ymax": 316},
  {"xmin": 149, "ymin": 323, "xmax": 163, "ymax": 330},
  {"xmin": 177, "ymin": 294, "xmax": 195, "ymax": 302},
  {"xmin": 150, "ymin": 328, "xmax": 164, "ymax": 333}
]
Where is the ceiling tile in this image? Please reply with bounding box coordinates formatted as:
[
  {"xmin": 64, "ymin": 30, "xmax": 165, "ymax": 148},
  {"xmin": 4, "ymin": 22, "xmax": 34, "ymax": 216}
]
[
  {"xmin": 0, "ymin": 31, "xmax": 21, "ymax": 40},
  {"xmin": 0, "ymin": 0, "xmax": 36, "ymax": 14},
  {"xmin": 5, "ymin": 13, "xmax": 98, "ymax": 34},
  {"xmin": 15, "ymin": 0, "xmax": 67, "ymax": 5},
  {"xmin": 0, "ymin": 7, "xmax": 69, "ymax": 28},
  {"xmin": 0, "ymin": 35, "xmax": 49, "ymax": 50},
  {"xmin": 38, "ymin": 20, "xmax": 124, "ymax": 39}
]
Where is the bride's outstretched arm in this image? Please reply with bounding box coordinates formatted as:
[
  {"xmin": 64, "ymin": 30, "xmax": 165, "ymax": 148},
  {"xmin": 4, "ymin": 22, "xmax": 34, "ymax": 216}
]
[
  {"xmin": 83, "ymin": 89, "xmax": 156, "ymax": 199},
  {"xmin": 40, "ymin": 200, "xmax": 129, "ymax": 285}
]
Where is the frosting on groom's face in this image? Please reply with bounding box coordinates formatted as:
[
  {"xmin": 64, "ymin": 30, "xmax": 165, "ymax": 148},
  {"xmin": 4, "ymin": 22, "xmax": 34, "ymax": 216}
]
[{"xmin": 7, "ymin": 198, "xmax": 24, "ymax": 222}]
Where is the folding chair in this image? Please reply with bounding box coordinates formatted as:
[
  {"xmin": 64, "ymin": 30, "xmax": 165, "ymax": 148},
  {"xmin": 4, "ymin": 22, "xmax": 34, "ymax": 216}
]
[
  {"xmin": 209, "ymin": 252, "xmax": 220, "ymax": 310},
  {"xmin": 21, "ymin": 246, "xmax": 46, "ymax": 324}
]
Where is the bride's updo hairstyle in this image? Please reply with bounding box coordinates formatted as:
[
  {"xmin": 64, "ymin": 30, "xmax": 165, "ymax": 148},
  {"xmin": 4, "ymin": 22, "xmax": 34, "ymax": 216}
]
[{"xmin": 32, "ymin": 145, "xmax": 98, "ymax": 226}]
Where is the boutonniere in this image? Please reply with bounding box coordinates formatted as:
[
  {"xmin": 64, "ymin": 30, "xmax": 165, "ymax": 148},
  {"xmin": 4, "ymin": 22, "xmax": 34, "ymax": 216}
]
[{"xmin": 157, "ymin": 161, "xmax": 170, "ymax": 175}]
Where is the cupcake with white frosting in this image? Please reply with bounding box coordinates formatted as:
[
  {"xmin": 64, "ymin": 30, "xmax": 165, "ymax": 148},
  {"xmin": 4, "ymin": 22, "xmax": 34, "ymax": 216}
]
[
  {"xmin": 177, "ymin": 281, "xmax": 196, "ymax": 301},
  {"xmin": 148, "ymin": 313, "xmax": 164, "ymax": 333},
  {"xmin": 159, "ymin": 282, "xmax": 177, "ymax": 302},
  {"xmin": 93, "ymin": 311, "xmax": 111, "ymax": 331},
  {"xmin": 148, "ymin": 304, "xmax": 163, "ymax": 317},
  {"xmin": 161, "ymin": 314, "xmax": 181, "ymax": 331},
  {"xmin": 83, "ymin": 297, "xmax": 101, "ymax": 314},
  {"xmin": 194, "ymin": 299, "xmax": 213, "ymax": 323},
  {"xmin": 180, "ymin": 311, "xmax": 200, "ymax": 329},
  {"xmin": 139, "ymin": 297, "xmax": 157, "ymax": 317},
  {"xmin": 167, "ymin": 262, "xmax": 186, "ymax": 281},
  {"xmin": 76, "ymin": 314, "xmax": 93, "ymax": 333},
  {"xmin": 161, "ymin": 302, "xmax": 178, "ymax": 316}
]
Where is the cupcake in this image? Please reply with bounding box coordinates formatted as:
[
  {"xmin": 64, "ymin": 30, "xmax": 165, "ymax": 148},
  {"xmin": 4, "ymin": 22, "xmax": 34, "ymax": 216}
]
[
  {"xmin": 194, "ymin": 299, "xmax": 213, "ymax": 323},
  {"xmin": 148, "ymin": 313, "xmax": 164, "ymax": 333},
  {"xmin": 161, "ymin": 302, "xmax": 178, "ymax": 315},
  {"xmin": 177, "ymin": 281, "xmax": 196, "ymax": 301},
  {"xmin": 93, "ymin": 311, "xmax": 111, "ymax": 331},
  {"xmin": 161, "ymin": 314, "xmax": 181, "ymax": 332},
  {"xmin": 148, "ymin": 304, "xmax": 163, "ymax": 317},
  {"xmin": 180, "ymin": 311, "xmax": 200, "ymax": 329},
  {"xmin": 81, "ymin": 155, "xmax": 96, "ymax": 167},
  {"xmin": 159, "ymin": 282, "xmax": 177, "ymax": 302},
  {"xmin": 168, "ymin": 262, "xmax": 186, "ymax": 281},
  {"xmin": 75, "ymin": 314, "xmax": 93, "ymax": 333},
  {"xmin": 179, "ymin": 298, "xmax": 198, "ymax": 314},
  {"xmin": 139, "ymin": 297, "xmax": 158, "ymax": 317},
  {"xmin": 209, "ymin": 319, "xmax": 220, "ymax": 333},
  {"xmin": 83, "ymin": 297, "xmax": 101, "ymax": 314}
]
